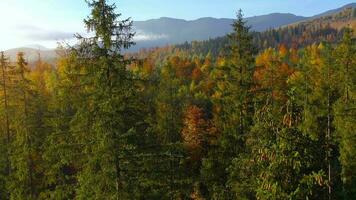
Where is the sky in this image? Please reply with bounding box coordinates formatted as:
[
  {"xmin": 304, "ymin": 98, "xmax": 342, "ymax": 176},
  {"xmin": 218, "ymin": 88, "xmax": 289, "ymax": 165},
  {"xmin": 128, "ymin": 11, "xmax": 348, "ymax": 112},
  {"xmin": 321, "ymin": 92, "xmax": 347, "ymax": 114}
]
[{"xmin": 0, "ymin": 0, "xmax": 355, "ymax": 50}]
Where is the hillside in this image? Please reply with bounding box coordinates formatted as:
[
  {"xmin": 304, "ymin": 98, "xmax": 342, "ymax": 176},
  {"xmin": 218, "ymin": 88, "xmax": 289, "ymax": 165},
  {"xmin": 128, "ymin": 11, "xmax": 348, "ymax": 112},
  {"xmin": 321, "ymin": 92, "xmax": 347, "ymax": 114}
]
[
  {"xmin": 292, "ymin": 7, "xmax": 356, "ymax": 30},
  {"xmin": 174, "ymin": 7, "xmax": 356, "ymax": 57},
  {"xmin": 312, "ymin": 2, "xmax": 356, "ymax": 18},
  {"xmin": 1, "ymin": 1, "xmax": 356, "ymax": 199}
]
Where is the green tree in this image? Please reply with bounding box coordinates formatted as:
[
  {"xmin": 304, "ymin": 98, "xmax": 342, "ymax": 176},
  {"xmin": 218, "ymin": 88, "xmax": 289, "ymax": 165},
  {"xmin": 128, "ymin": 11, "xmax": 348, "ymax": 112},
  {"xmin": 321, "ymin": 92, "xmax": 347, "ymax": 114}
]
[
  {"xmin": 333, "ymin": 28, "xmax": 356, "ymax": 199},
  {"xmin": 201, "ymin": 9, "xmax": 256, "ymax": 199},
  {"xmin": 69, "ymin": 0, "xmax": 143, "ymax": 199},
  {"xmin": 0, "ymin": 51, "xmax": 11, "ymax": 200},
  {"xmin": 39, "ymin": 53, "xmax": 78, "ymax": 199},
  {"xmin": 8, "ymin": 52, "xmax": 37, "ymax": 199},
  {"xmin": 287, "ymin": 43, "xmax": 340, "ymax": 199}
]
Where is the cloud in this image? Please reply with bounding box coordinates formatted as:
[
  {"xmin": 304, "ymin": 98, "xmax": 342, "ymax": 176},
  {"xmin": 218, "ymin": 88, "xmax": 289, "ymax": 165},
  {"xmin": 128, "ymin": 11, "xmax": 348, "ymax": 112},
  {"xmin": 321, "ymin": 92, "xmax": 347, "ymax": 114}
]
[
  {"xmin": 15, "ymin": 24, "xmax": 43, "ymax": 31},
  {"xmin": 15, "ymin": 24, "xmax": 76, "ymax": 41},
  {"xmin": 134, "ymin": 29, "xmax": 169, "ymax": 41},
  {"xmin": 16, "ymin": 25, "xmax": 167, "ymax": 44},
  {"xmin": 26, "ymin": 31, "xmax": 75, "ymax": 41}
]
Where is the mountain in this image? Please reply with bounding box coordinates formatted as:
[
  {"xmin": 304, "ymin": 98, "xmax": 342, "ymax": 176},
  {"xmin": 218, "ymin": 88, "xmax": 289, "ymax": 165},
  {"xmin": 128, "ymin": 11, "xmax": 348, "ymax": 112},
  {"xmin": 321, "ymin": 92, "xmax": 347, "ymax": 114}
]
[
  {"xmin": 4, "ymin": 47, "xmax": 58, "ymax": 64},
  {"xmin": 131, "ymin": 13, "xmax": 306, "ymax": 51},
  {"xmin": 174, "ymin": 7, "xmax": 356, "ymax": 58},
  {"xmin": 23, "ymin": 44, "xmax": 50, "ymax": 50},
  {"xmin": 131, "ymin": 3, "xmax": 356, "ymax": 50},
  {"xmin": 5, "ymin": 3, "xmax": 356, "ymax": 61},
  {"xmin": 245, "ymin": 13, "xmax": 306, "ymax": 31},
  {"xmin": 288, "ymin": 6, "xmax": 356, "ymax": 30},
  {"xmin": 312, "ymin": 3, "xmax": 356, "ymax": 18}
]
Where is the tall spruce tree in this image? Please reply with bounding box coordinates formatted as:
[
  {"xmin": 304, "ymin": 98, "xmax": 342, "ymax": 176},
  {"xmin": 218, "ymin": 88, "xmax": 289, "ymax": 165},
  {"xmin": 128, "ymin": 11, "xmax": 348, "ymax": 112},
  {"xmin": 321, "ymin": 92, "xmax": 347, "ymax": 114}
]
[
  {"xmin": 69, "ymin": 0, "xmax": 143, "ymax": 199},
  {"xmin": 333, "ymin": 28, "xmax": 356, "ymax": 199},
  {"xmin": 201, "ymin": 9, "xmax": 256, "ymax": 199},
  {"xmin": 39, "ymin": 53, "xmax": 78, "ymax": 199},
  {"xmin": 8, "ymin": 52, "xmax": 37, "ymax": 199},
  {"xmin": 0, "ymin": 51, "xmax": 11, "ymax": 200}
]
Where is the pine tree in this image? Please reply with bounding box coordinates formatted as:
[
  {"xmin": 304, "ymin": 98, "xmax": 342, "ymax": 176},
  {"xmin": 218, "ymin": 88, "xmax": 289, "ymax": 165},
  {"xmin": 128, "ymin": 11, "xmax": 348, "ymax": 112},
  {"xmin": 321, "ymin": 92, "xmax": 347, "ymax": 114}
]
[
  {"xmin": 285, "ymin": 43, "xmax": 342, "ymax": 199},
  {"xmin": 8, "ymin": 52, "xmax": 37, "ymax": 199},
  {"xmin": 69, "ymin": 0, "xmax": 143, "ymax": 199},
  {"xmin": 0, "ymin": 51, "xmax": 11, "ymax": 200},
  {"xmin": 201, "ymin": 9, "xmax": 256, "ymax": 199},
  {"xmin": 147, "ymin": 59, "xmax": 193, "ymax": 199},
  {"xmin": 39, "ymin": 53, "xmax": 78, "ymax": 199},
  {"xmin": 333, "ymin": 28, "xmax": 356, "ymax": 199}
]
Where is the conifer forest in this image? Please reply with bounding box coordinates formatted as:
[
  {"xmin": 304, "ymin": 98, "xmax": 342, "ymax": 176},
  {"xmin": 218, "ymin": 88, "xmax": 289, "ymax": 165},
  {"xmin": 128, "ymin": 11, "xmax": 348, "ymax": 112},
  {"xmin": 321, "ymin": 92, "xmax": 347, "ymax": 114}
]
[{"xmin": 0, "ymin": 0, "xmax": 356, "ymax": 199}]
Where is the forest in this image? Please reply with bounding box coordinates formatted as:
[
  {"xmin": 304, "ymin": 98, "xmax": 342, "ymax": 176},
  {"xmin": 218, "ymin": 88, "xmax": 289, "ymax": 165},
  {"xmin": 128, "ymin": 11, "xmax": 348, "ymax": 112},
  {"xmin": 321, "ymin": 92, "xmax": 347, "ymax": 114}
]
[{"xmin": 0, "ymin": 0, "xmax": 355, "ymax": 199}]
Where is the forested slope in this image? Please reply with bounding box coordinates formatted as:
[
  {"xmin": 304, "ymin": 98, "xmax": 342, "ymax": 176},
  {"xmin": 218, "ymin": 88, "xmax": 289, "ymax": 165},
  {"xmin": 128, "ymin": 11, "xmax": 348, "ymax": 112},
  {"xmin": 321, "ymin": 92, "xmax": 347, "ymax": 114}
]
[
  {"xmin": 174, "ymin": 7, "xmax": 356, "ymax": 57},
  {"xmin": 0, "ymin": 1, "xmax": 356, "ymax": 199}
]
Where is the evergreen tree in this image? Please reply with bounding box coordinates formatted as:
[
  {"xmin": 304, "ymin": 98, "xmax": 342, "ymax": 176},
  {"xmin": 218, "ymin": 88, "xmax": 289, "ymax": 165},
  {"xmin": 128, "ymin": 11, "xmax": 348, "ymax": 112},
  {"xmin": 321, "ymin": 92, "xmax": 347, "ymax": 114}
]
[
  {"xmin": 333, "ymin": 28, "xmax": 356, "ymax": 199},
  {"xmin": 69, "ymin": 0, "xmax": 143, "ymax": 199},
  {"xmin": 201, "ymin": 9, "xmax": 256, "ymax": 199},
  {"xmin": 287, "ymin": 43, "xmax": 341, "ymax": 199},
  {"xmin": 40, "ymin": 53, "xmax": 78, "ymax": 199},
  {"xmin": 8, "ymin": 52, "xmax": 37, "ymax": 199},
  {"xmin": 0, "ymin": 51, "xmax": 11, "ymax": 200}
]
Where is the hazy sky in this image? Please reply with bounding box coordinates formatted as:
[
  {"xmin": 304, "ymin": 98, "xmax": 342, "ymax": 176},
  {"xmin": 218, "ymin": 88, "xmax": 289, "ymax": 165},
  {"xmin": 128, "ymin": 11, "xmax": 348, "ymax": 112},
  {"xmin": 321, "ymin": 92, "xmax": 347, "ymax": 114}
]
[{"xmin": 0, "ymin": 0, "xmax": 355, "ymax": 50}]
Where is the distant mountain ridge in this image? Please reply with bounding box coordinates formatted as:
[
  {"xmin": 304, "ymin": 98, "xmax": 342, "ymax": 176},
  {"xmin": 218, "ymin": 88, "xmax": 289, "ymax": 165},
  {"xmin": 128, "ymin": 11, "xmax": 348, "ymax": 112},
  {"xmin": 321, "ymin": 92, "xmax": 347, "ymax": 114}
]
[
  {"xmin": 131, "ymin": 13, "xmax": 307, "ymax": 51},
  {"xmin": 129, "ymin": 3, "xmax": 356, "ymax": 50},
  {"xmin": 4, "ymin": 47, "xmax": 58, "ymax": 64},
  {"xmin": 4, "ymin": 3, "xmax": 356, "ymax": 62}
]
